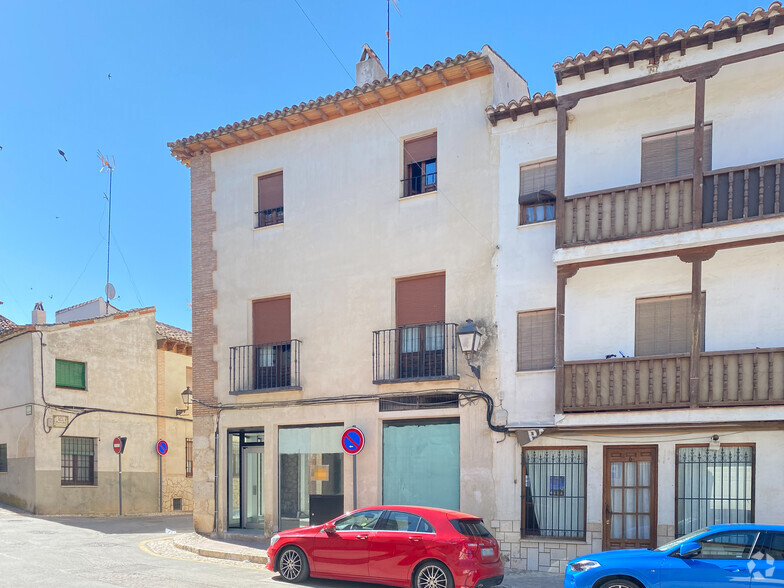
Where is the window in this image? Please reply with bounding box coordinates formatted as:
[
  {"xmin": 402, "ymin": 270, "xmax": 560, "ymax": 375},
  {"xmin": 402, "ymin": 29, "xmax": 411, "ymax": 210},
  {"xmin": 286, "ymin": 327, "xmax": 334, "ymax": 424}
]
[
  {"xmin": 517, "ymin": 309, "xmax": 555, "ymax": 371},
  {"xmin": 0, "ymin": 444, "xmax": 7, "ymax": 473},
  {"xmin": 403, "ymin": 133, "xmax": 437, "ymax": 197},
  {"xmin": 379, "ymin": 393, "xmax": 459, "ymax": 412},
  {"xmin": 519, "ymin": 160, "xmax": 556, "ymax": 225},
  {"xmin": 56, "ymin": 359, "xmax": 86, "ymax": 389},
  {"xmin": 61, "ymin": 437, "xmax": 96, "ymax": 485},
  {"xmin": 676, "ymin": 445, "xmax": 753, "ymax": 537},
  {"xmin": 641, "ymin": 124, "xmax": 712, "ymax": 183},
  {"xmin": 694, "ymin": 530, "xmax": 758, "ymax": 560},
  {"xmin": 380, "ymin": 511, "xmax": 434, "ymax": 533},
  {"xmin": 252, "ymin": 296, "xmax": 292, "ymax": 389},
  {"xmin": 383, "ymin": 419, "xmax": 459, "ymax": 510},
  {"xmin": 755, "ymin": 532, "xmax": 784, "ymax": 560},
  {"xmin": 257, "ymin": 171, "xmax": 284, "ymax": 227},
  {"xmin": 522, "ymin": 448, "xmax": 586, "ymax": 539},
  {"xmin": 334, "ymin": 509, "xmax": 383, "ymax": 531},
  {"xmin": 185, "ymin": 438, "xmax": 193, "ymax": 478},
  {"xmin": 635, "ymin": 293, "xmax": 705, "ymax": 357},
  {"xmin": 396, "ymin": 273, "xmax": 446, "ymax": 379}
]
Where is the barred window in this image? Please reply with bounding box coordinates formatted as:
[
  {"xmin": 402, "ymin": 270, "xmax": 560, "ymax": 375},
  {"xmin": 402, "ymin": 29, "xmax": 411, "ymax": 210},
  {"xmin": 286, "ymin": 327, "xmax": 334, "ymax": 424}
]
[
  {"xmin": 0, "ymin": 444, "xmax": 7, "ymax": 473},
  {"xmin": 61, "ymin": 437, "xmax": 96, "ymax": 486},
  {"xmin": 676, "ymin": 445, "xmax": 754, "ymax": 537},
  {"xmin": 185, "ymin": 438, "xmax": 193, "ymax": 478},
  {"xmin": 522, "ymin": 448, "xmax": 586, "ymax": 538}
]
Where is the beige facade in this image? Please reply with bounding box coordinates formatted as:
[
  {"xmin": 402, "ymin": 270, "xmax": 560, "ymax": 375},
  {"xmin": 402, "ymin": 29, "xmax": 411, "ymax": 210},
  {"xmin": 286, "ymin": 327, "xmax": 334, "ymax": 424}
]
[{"xmin": 0, "ymin": 305, "xmax": 193, "ymax": 515}]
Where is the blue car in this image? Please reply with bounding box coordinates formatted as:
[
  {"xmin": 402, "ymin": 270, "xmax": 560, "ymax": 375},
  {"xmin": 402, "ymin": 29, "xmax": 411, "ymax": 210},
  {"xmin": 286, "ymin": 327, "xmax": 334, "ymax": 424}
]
[{"xmin": 565, "ymin": 524, "xmax": 784, "ymax": 587}]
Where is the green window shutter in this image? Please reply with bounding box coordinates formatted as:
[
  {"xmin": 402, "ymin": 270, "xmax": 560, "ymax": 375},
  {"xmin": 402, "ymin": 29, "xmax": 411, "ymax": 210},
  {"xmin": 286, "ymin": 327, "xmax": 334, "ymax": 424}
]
[{"xmin": 56, "ymin": 360, "xmax": 86, "ymax": 389}]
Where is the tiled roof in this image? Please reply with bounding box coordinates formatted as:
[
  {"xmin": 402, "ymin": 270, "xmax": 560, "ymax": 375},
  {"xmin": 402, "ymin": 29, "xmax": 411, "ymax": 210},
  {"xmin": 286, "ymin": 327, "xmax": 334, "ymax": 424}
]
[
  {"xmin": 57, "ymin": 298, "xmax": 121, "ymax": 314},
  {"xmin": 0, "ymin": 314, "xmax": 19, "ymax": 335},
  {"xmin": 168, "ymin": 50, "xmax": 493, "ymax": 165},
  {"xmin": 156, "ymin": 322, "xmax": 192, "ymax": 345},
  {"xmin": 553, "ymin": 2, "xmax": 783, "ymax": 84},
  {"xmin": 485, "ymin": 91, "xmax": 558, "ymax": 125}
]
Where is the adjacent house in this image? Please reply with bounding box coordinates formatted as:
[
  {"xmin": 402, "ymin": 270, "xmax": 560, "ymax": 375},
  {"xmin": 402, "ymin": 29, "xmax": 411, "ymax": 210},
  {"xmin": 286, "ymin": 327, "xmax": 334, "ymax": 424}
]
[
  {"xmin": 0, "ymin": 301, "xmax": 193, "ymax": 515},
  {"xmin": 170, "ymin": 1, "xmax": 784, "ymax": 574}
]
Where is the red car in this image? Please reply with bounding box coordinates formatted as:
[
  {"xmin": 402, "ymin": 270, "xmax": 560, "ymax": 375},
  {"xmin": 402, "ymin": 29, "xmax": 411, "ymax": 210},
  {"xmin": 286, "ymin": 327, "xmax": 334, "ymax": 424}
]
[{"xmin": 266, "ymin": 505, "xmax": 504, "ymax": 588}]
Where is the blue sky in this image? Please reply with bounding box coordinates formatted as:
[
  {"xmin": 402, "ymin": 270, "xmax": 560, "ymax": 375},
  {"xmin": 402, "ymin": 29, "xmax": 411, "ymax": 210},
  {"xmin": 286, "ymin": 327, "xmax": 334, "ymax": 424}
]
[{"xmin": 0, "ymin": 0, "xmax": 758, "ymax": 330}]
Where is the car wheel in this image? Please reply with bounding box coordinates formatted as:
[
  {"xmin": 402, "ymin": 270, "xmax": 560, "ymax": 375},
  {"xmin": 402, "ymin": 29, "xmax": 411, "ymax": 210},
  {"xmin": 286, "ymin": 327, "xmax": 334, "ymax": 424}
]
[
  {"xmin": 413, "ymin": 560, "xmax": 454, "ymax": 588},
  {"xmin": 597, "ymin": 580, "xmax": 642, "ymax": 588},
  {"xmin": 277, "ymin": 546, "xmax": 310, "ymax": 583}
]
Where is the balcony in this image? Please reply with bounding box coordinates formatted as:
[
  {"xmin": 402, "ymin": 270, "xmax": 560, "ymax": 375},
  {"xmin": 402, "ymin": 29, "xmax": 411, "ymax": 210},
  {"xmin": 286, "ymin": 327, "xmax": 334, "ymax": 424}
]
[
  {"xmin": 229, "ymin": 340, "xmax": 301, "ymax": 393},
  {"xmin": 563, "ymin": 347, "xmax": 784, "ymax": 412},
  {"xmin": 373, "ymin": 322, "xmax": 459, "ymax": 384},
  {"xmin": 561, "ymin": 158, "xmax": 783, "ymax": 247}
]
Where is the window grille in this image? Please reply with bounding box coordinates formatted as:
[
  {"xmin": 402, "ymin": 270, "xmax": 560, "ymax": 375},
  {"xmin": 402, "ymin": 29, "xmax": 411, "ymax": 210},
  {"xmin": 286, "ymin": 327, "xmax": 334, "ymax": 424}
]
[
  {"xmin": 522, "ymin": 448, "xmax": 586, "ymax": 538},
  {"xmin": 0, "ymin": 444, "xmax": 7, "ymax": 473},
  {"xmin": 676, "ymin": 445, "xmax": 754, "ymax": 536},
  {"xmin": 185, "ymin": 438, "xmax": 193, "ymax": 478},
  {"xmin": 173, "ymin": 498, "xmax": 182, "ymax": 511},
  {"xmin": 61, "ymin": 437, "xmax": 96, "ymax": 486},
  {"xmin": 379, "ymin": 393, "xmax": 459, "ymax": 412}
]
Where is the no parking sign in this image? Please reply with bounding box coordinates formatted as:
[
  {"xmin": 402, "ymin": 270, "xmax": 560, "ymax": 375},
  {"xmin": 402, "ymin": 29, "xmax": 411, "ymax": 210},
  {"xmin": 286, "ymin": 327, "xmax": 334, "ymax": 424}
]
[{"xmin": 341, "ymin": 427, "xmax": 365, "ymax": 455}]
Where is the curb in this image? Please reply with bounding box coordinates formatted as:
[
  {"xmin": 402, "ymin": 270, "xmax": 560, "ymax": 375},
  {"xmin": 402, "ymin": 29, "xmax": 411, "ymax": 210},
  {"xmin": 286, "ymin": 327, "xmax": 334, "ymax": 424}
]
[{"xmin": 172, "ymin": 533, "xmax": 268, "ymax": 565}]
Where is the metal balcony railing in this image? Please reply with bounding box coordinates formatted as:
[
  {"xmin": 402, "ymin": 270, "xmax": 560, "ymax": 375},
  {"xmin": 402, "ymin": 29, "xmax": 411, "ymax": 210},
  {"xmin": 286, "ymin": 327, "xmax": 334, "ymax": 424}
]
[
  {"xmin": 229, "ymin": 340, "xmax": 301, "ymax": 393},
  {"xmin": 373, "ymin": 322, "xmax": 458, "ymax": 383},
  {"xmin": 256, "ymin": 206, "xmax": 284, "ymax": 228}
]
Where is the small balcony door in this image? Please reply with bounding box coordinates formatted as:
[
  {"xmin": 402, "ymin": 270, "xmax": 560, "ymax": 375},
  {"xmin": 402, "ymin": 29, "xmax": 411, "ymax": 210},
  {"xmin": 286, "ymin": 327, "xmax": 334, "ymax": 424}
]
[{"xmin": 603, "ymin": 445, "xmax": 658, "ymax": 550}]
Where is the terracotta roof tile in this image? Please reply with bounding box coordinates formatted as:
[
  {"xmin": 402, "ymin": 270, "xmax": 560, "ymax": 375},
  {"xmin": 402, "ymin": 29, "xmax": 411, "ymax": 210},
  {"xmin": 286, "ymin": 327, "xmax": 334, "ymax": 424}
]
[
  {"xmin": 485, "ymin": 91, "xmax": 558, "ymax": 124},
  {"xmin": 553, "ymin": 2, "xmax": 783, "ymax": 83},
  {"xmin": 156, "ymin": 322, "xmax": 192, "ymax": 345},
  {"xmin": 0, "ymin": 314, "xmax": 19, "ymax": 335},
  {"xmin": 168, "ymin": 50, "xmax": 490, "ymax": 163}
]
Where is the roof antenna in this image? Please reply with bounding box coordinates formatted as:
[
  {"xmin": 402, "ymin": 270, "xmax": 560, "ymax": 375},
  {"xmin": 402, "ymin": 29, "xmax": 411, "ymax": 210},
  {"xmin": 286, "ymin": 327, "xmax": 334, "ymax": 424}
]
[
  {"xmin": 98, "ymin": 151, "xmax": 117, "ymax": 313},
  {"xmin": 386, "ymin": 0, "xmax": 400, "ymax": 74}
]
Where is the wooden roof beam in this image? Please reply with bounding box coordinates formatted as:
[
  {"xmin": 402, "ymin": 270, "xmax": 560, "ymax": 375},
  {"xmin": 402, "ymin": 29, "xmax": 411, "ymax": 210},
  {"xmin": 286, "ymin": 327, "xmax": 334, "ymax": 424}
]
[
  {"xmin": 603, "ymin": 58, "xmax": 610, "ymax": 74},
  {"xmin": 280, "ymin": 117, "xmax": 295, "ymax": 131},
  {"xmin": 736, "ymin": 23, "xmax": 744, "ymax": 42},
  {"xmin": 707, "ymin": 31, "xmax": 715, "ymax": 49},
  {"xmin": 352, "ymin": 96, "xmax": 366, "ymax": 111},
  {"xmin": 436, "ymin": 71, "xmax": 448, "ymax": 87},
  {"xmin": 299, "ymin": 113, "xmax": 311, "ymax": 126},
  {"xmin": 393, "ymin": 84, "xmax": 406, "ymax": 99},
  {"xmin": 531, "ymin": 102, "xmax": 539, "ymax": 116},
  {"xmin": 680, "ymin": 39, "xmax": 688, "ymax": 56},
  {"xmin": 229, "ymin": 132, "xmax": 244, "ymax": 145},
  {"xmin": 460, "ymin": 64, "xmax": 471, "ymax": 80},
  {"xmin": 334, "ymin": 101, "xmax": 347, "ymax": 116},
  {"xmin": 415, "ymin": 78, "xmax": 427, "ymax": 94},
  {"xmin": 578, "ymin": 64, "xmax": 586, "ymax": 80},
  {"xmin": 372, "ymin": 89, "xmax": 385, "ymax": 104},
  {"xmin": 198, "ymin": 140, "xmax": 213, "ymax": 151},
  {"xmin": 315, "ymin": 107, "xmax": 329, "ymax": 121},
  {"xmin": 628, "ymin": 52, "xmax": 635, "ymax": 68},
  {"xmin": 246, "ymin": 127, "xmax": 262, "ymax": 140},
  {"xmin": 263, "ymin": 122, "xmax": 277, "ymax": 136}
]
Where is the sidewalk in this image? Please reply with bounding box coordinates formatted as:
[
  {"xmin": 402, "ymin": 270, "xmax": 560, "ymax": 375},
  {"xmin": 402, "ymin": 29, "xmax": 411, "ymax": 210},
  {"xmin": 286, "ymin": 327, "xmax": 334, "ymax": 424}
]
[{"xmin": 172, "ymin": 532, "xmax": 563, "ymax": 587}]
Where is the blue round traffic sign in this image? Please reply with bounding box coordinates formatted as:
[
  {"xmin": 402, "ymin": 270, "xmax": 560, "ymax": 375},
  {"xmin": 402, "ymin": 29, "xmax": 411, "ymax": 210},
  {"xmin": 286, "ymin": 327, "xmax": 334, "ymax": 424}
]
[
  {"xmin": 341, "ymin": 427, "xmax": 365, "ymax": 455},
  {"xmin": 156, "ymin": 439, "xmax": 168, "ymax": 456}
]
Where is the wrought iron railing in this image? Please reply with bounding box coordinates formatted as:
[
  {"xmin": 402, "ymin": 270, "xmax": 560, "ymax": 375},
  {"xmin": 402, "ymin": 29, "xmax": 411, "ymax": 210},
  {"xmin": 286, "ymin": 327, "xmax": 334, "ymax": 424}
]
[
  {"xmin": 401, "ymin": 171, "xmax": 437, "ymax": 197},
  {"xmin": 561, "ymin": 158, "xmax": 783, "ymax": 246},
  {"xmin": 563, "ymin": 347, "xmax": 784, "ymax": 412},
  {"xmin": 229, "ymin": 340, "xmax": 301, "ymax": 393},
  {"xmin": 256, "ymin": 206, "xmax": 284, "ymax": 228},
  {"xmin": 372, "ymin": 322, "xmax": 458, "ymax": 383}
]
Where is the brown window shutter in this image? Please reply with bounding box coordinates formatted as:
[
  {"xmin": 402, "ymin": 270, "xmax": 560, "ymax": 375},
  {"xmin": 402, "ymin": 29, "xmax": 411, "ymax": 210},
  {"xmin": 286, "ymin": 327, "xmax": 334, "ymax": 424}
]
[
  {"xmin": 253, "ymin": 296, "xmax": 291, "ymax": 344},
  {"xmin": 635, "ymin": 293, "xmax": 705, "ymax": 356},
  {"xmin": 395, "ymin": 273, "xmax": 445, "ymax": 327},
  {"xmin": 404, "ymin": 134, "xmax": 437, "ymax": 166},
  {"xmin": 517, "ymin": 309, "xmax": 555, "ymax": 371},
  {"xmin": 258, "ymin": 171, "xmax": 284, "ymax": 212},
  {"xmin": 520, "ymin": 160, "xmax": 557, "ymax": 196},
  {"xmin": 642, "ymin": 125, "xmax": 712, "ymax": 182}
]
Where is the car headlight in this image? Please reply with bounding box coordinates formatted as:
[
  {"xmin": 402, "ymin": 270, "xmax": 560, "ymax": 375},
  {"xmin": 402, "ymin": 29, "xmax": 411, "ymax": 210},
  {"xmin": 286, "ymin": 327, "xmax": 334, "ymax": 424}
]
[
  {"xmin": 569, "ymin": 559, "xmax": 600, "ymax": 572},
  {"xmin": 269, "ymin": 534, "xmax": 280, "ymax": 548}
]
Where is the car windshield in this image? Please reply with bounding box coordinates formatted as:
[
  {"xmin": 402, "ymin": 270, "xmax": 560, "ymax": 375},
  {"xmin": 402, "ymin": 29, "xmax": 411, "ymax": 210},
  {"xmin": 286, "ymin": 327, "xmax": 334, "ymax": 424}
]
[{"xmin": 653, "ymin": 528, "xmax": 709, "ymax": 551}]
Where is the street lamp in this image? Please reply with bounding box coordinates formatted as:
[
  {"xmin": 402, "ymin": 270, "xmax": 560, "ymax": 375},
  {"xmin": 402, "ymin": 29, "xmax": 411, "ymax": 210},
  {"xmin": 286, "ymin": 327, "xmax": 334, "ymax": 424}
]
[
  {"xmin": 457, "ymin": 319, "xmax": 482, "ymax": 379},
  {"xmin": 177, "ymin": 386, "xmax": 192, "ymax": 416}
]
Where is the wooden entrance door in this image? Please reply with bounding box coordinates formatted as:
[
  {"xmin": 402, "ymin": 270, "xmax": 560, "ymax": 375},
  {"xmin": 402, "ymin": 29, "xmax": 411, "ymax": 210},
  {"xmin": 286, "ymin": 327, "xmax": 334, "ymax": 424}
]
[{"xmin": 603, "ymin": 445, "xmax": 657, "ymax": 550}]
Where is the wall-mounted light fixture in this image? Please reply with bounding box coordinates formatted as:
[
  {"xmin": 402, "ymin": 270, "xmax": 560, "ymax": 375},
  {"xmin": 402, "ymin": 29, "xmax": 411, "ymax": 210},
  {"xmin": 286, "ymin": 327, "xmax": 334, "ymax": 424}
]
[
  {"xmin": 457, "ymin": 318, "xmax": 482, "ymax": 379},
  {"xmin": 177, "ymin": 386, "xmax": 192, "ymax": 416}
]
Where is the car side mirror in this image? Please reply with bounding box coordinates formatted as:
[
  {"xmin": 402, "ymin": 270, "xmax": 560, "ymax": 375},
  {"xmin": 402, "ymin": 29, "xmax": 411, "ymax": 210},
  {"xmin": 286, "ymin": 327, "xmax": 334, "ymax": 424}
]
[
  {"xmin": 322, "ymin": 523, "xmax": 336, "ymax": 534},
  {"xmin": 678, "ymin": 541, "xmax": 702, "ymax": 558}
]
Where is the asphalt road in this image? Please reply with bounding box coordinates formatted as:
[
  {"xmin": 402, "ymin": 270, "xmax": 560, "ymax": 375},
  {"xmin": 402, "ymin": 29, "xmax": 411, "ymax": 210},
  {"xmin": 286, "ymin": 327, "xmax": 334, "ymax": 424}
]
[{"xmin": 0, "ymin": 505, "xmax": 562, "ymax": 588}]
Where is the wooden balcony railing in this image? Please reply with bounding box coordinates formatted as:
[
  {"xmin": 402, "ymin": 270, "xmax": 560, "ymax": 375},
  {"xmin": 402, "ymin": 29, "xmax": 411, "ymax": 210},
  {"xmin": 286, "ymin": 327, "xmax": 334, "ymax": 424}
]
[
  {"xmin": 563, "ymin": 347, "xmax": 784, "ymax": 412},
  {"xmin": 562, "ymin": 158, "xmax": 783, "ymax": 246}
]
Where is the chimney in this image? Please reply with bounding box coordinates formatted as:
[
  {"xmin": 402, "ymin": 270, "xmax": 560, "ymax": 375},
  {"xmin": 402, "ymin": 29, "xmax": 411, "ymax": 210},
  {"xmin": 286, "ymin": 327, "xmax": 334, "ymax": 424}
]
[
  {"xmin": 356, "ymin": 44, "xmax": 387, "ymax": 86},
  {"xmin": 32, "ymin": 302, "xmax": 46, "ymax": 325}
]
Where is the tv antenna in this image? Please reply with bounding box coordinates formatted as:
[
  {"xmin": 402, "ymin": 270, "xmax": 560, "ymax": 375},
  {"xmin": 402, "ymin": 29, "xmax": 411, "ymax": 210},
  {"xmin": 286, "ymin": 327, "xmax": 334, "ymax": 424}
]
[
  {"xmin": 387, "ymin": 0, "xmax": 400, "ymax": 74},
  {"xmin": 98, "ymin": 151, "xmax": 116, "ymax": 312}
]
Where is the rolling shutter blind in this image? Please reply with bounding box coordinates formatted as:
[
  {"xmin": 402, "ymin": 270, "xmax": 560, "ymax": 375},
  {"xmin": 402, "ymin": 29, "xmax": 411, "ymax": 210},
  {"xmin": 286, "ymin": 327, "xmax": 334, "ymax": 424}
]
[
  {"xmin": 258, "ymin": 171, "xmax": 284, "ymax": 211},
  {"xmin": 517, "ymin": 309, "xmax": 556, "ymax": 371},
  {"xmin": 635, "ymin": 293, "xmax": 705, "ymax": 356},
  {"xmin": 641, "ymin": 125, "xmax": 712, "ymax": 182},
  {"xmin": 253, "ymin": 296, "xmax": 291, "ymax": 344},
  {"xmin": 396, "ymin": 273, "xmax": 445, "ymax": 327},
  {"xmin": 404, "ymin": 134, "xmax": 437, "ymax": 166},
  {"xmin": 520, "ymin": 160, "xmax": 557, "ymax": 196},
  {"xmin": 56, "ymin": 360, "xmax": 86, "ymax": 389}
]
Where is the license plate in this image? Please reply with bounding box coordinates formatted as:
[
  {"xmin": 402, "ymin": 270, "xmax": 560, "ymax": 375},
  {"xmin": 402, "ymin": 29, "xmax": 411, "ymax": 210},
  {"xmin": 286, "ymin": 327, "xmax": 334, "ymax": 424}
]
[{"xmin": 481, "ymin": 547, "xmax": 494, "ymax": 557}]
